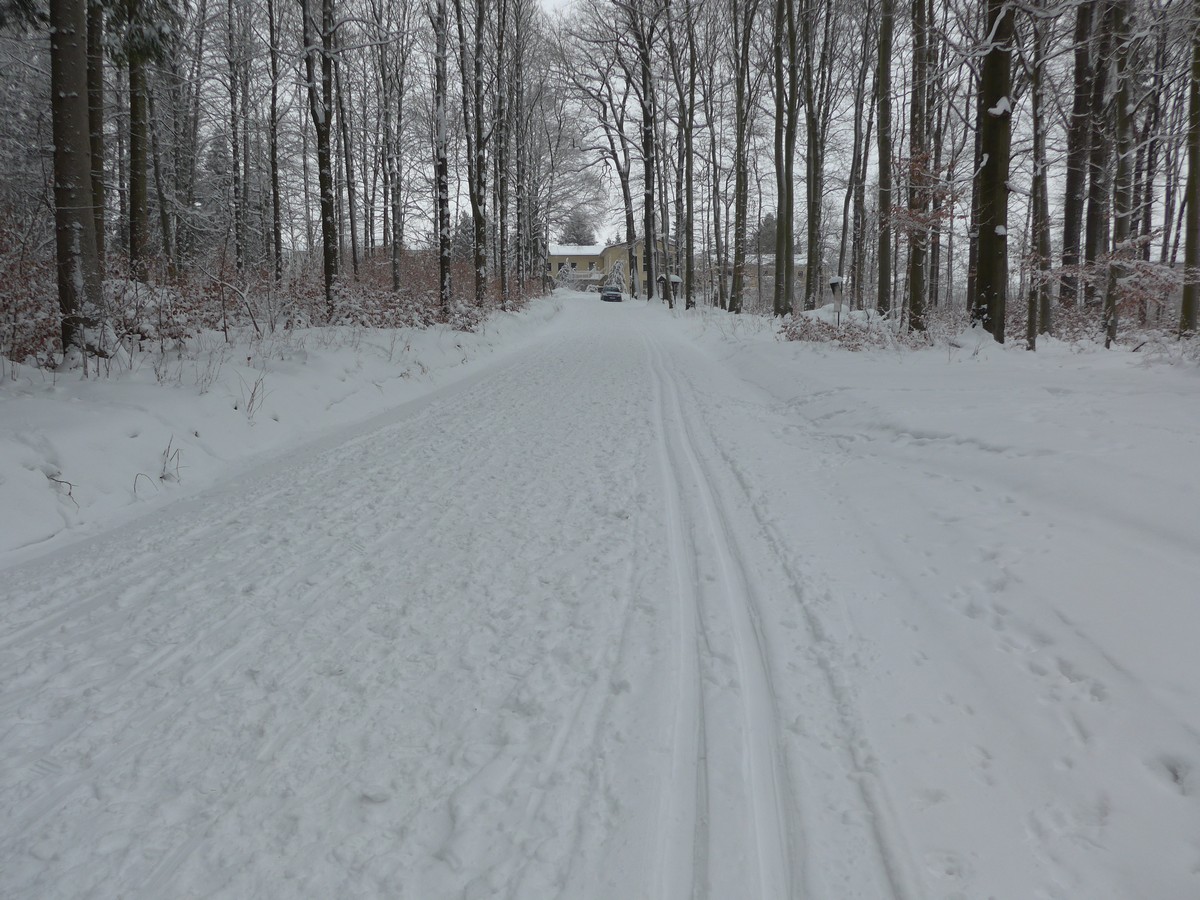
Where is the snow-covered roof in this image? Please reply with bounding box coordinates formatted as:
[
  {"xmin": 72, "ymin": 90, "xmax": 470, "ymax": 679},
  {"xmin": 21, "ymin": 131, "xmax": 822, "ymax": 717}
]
[{"xmin": 548, "ymin": 243, "xmax": 605, "ymax": 257}]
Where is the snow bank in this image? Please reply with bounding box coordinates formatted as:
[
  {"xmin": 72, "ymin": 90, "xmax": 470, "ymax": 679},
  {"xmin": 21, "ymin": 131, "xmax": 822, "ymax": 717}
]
[{"xmin": 0, "ymin": 297, "xmax": 564, "ymax": 565}]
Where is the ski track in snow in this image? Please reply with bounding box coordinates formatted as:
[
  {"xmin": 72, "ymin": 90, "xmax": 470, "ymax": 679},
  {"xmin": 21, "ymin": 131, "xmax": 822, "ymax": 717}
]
[
  {"xmin": 4, "ymin": 296, "xmax": 1200, "ymax": 898},
  {"xmin": 647, "ymin": 332, "xmax": 916, "ymax": 900}
]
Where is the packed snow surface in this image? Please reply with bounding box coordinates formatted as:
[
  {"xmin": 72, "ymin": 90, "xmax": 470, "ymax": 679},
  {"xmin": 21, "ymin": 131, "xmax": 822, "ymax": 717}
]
[{"xmin": 3, "ymin": 294, "xmax": 1200, "ymax": 898}]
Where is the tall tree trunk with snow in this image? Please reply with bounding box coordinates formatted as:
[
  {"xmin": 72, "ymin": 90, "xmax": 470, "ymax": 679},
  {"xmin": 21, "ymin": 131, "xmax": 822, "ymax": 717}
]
[
  {"xmin": 973, "ymin": 0, "xmax": 1013, "ymax": 342},
  {"xmin": 772, "ymin": 0, "xmax": 799, "ymax": 317},
  {"xmin": 334, "ymin": 42, "xmax": 360, "ymax": 280},
  {"xmin": 128, "ymin": 0, "xmax": 150, "ymax": 281},
  {"xmin": 225, "ymin": 0, "xmax": 244, "ymax": 274},
  {"xmin": 303, "ymin": 0, "xmax": 339, "ymax": 318},
  {"xmin": 495, "ymin": 0, "xmax": 511, "ymax": 308},
  {"xmin": 876, "ymin": 0, "xmax": 893, "ymax": 314},
  {"xmin": 87, "ymin": 0, "xmax": 106, "ymax": 278},
  {"xmin": 665, "ymin": 0, "xmax": 699, "ymax": 309},
  {"xmin": 838, "ymin": 8, "xmax": 873, "ymax": 305},
  {"xmin": 1059, "ymin": 2, "xmax": 1092, "ymax": 308},
  {"xmin": 1183, "ymin": 4, "xmax": 1200, "ymax": 337},
  {"xmin": 1027, "ymin": 6, "xmax": 1052, "ymax": 348},
  {"xmin": 906, "ymin": 0, "xmax": 928, "ymax": 332},
  {"xmin": 267, "ymin": 0, "xmax": 283, "ymax": 282},
  {"xmin": 623, "ymin": 0, "xmax": 659, "ymax": 302},
  {"xmin": 801, "ymin": 0, "xmax": 834, "ymax": 311},
  {"xmin": 50, "ymin": 0, "xmax": 102, "ymax": 353},
  {"xmin": 1083, "ymin": 4, "xmax": 1114, "ymax": 308},
  {"xmin": 850, "ymin": 63, "xmax": 876, "ymax": 309},
  {"xmin": 1104, "ymin": 0, "xmax": 1132, "ymax": 348},
  {"xmin": 454, "ymin": 0, "xmax": 489, "ymax": 308},
  {"xmin": 148, "ymin": 94, "xmax": 177, "ymax": 280},
  {"xmin": 431, "ymin": 0, "xmax": 453, "ymax": 317},
  {"xmin": 729, "ymin": 0, "xmax": 758, "ymax": 314}
]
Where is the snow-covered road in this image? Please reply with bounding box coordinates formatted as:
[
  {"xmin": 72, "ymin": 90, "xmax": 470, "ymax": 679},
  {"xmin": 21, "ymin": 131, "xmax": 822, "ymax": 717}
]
[{"xmin": 4, "ymin": 296, "xmax": 1200, "ymax": 898}]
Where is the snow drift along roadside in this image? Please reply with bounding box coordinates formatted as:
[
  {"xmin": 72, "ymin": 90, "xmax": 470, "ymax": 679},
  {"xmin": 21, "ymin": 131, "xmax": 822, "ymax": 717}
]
[{"xmin": 0, "ymin": 298, "xmax": 564, "ymax": 566}]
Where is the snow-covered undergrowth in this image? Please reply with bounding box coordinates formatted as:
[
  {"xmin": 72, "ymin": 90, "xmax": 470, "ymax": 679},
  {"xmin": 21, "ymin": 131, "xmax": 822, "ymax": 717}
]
[
  {"xmin": 780, "ymin": 299, "xmax": 1200, "ymax": 357},
  {"xmin": 0, "ymin": 296, "xmax": 563, "ymax": 564}
]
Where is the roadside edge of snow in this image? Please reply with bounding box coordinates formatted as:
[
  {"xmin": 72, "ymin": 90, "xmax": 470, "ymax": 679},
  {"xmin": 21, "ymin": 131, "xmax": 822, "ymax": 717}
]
[{"xmin": 0, "ymin": 296, "xmax": 566, "ymax": 568}]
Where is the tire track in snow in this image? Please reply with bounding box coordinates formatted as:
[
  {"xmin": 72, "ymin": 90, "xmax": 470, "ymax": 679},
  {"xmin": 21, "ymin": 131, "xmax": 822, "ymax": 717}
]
[{"xmin": 646, "ymin": 334, "xmax": 797, "ymax": 899}]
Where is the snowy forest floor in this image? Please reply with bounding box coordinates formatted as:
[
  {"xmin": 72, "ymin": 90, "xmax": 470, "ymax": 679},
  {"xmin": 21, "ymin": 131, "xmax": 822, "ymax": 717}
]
[{"xmin": 3, "ymin": 292, "xmax": 1200, "ymax": 898}]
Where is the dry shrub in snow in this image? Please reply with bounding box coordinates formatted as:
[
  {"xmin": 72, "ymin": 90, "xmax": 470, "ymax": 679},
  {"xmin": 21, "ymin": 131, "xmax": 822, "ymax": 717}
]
[
  {"xmin": 780, "ymin": 306, "xmax": 972, "ymax": 351},
  {"xmin": 0, "ymin": 256, "xmax": 57, "ymax": 369},
  {"xmin": 2, "ymin": 248, "xmax": 542, "ymax": 374}
]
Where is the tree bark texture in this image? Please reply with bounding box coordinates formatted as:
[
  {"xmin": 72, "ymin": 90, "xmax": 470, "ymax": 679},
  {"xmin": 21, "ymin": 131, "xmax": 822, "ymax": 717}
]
[{"xmin": 973, "ymin": 0, "xmax": 1013, "ymax": 342}]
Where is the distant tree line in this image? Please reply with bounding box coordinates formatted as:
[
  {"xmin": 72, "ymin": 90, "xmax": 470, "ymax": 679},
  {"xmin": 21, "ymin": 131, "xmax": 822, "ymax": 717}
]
[{"xmin": 2, "ymin": 0, "xmax": 1198, "ymax": 360}]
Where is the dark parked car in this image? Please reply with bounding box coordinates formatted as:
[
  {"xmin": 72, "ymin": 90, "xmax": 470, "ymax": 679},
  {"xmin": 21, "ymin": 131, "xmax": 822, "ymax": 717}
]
[{"xmin": 601, "ymin": 286, "xmax": 623, "ymax": 302}]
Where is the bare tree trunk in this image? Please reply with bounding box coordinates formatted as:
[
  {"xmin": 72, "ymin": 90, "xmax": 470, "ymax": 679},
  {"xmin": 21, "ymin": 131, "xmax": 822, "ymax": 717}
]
[
  {"xmin": 1104, "ymin": 0, "xmax": 1131, "ymax": 348},
  {"xmin": 303, "ymin": 0, "xmax": 339, "ymax": 317},
  {"xmin": 50, "ymin": 0, "xmax": 102, "ymax": 352},
  {"xmin": 496, "ymin": 0, "xmax": 511, "ymax": 308},
  {"xmin": 839, "ymin": 10, "xmax": 872, "ymax": 296},
  {"xmin": 1027, "ymin": 5, "xmax": 1052, "ymax": 347},
  {"xmin": 453, "ymin": 0, "xmax": 489, "ymax": 307},
  {"xmin": 267, "ymin": 0, "xmax": 283, "ymax": 282},
  {"xmin": 148, "ymin": 94, "xmax": 177, "ymax": 280},
  {"xmin": 1059, "ymin": 2, "xmax": 1092, "ymax": 308},
  {"xmin": 729, "ymin": 0, "xmax": 758, "ymax": 314},
  {"xmin": 1084, "ymin": 3, "xmax": 1114, "ymax": 307},
  {"xmin": 683, "ymin": 0, "xmax": 697, "ymax": 309},
  {"xmin": 1183, "ymin": 0, "xmax": 1200, "ymax": 336},
  {"xmin": 431, "ymin": 0, "xmax": 453, "ymax": 316},
  {"xmin": 876, "ymin": 0, "xmax": 894, "ymax": 314},
  {"xmin": 771, "ymin": 0, "xmax": 798, "ymax": 316},
  {"xmin": 802, "ymin": 0, "xmax": 834, "ymax": 310},
  {"xmin": 224, "ymin": 0, "xmax": 244, "ymax": 274},
  {"xmin": 907, "ymin": 0, "xmax": 928, "ymax": 331},
  {"xmin": 128, "ymin": 6, "xmax": 150, "ymax": 280},
  {"xmin": 624, "ymin": 2, "xmax": 659, "ymax": 302},
  {"xmin": 973, "ymin": 0, "xmax": 1013, "ymax": 342},
  {"xmin": 851, "ymin": 65, "xmax": 876, "ymax": 309},
  {"xmin": 87, "ymin": 0, "xmax": 106, "ymax": 278},
  {"xmin": 334, "ymin": 40, "xmax": 360, "ymax": 280}
]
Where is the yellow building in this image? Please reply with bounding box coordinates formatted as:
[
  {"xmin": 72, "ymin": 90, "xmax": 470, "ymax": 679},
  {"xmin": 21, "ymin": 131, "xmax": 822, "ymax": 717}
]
[{"xmin": 547, "ymin": 239, "xmax": 673, "ymax": 292}]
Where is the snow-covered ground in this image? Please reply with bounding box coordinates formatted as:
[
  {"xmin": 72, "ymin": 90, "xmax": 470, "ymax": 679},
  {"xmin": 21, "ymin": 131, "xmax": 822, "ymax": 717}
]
[{"xmin": 3, "ymin": 292, "xmax": 1199, "ymax": 898}]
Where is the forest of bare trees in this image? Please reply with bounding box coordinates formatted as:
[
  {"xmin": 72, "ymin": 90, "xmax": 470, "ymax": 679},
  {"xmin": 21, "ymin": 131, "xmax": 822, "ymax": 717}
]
[{"xmin": 2, "ymin": 0, "xmax": 1199, "ymax": 365}]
